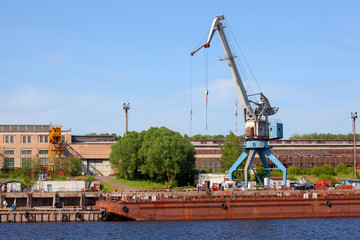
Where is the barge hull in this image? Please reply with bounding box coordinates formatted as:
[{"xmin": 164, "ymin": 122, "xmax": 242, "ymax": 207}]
[{"xmin": 96, "ymin": 193, "xmax": 360, "ymax": 221}]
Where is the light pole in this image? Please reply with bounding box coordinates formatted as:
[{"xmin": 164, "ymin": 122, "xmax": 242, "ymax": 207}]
[
  {"xmin": 123, "ymin": 102, "xmax": 130, "ymax": 136},
  {"xmin": 352, "ymin": 112, "xmax": 358, "ymax": 179}
]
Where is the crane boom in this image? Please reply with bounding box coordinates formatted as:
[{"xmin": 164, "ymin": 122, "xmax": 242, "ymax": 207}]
[{"xmin": 191, "ymin": 15, "xmax": 279, "ymax": 140}]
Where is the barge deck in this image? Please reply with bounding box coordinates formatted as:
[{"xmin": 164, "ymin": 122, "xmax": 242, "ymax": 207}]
[{"xmin": 95, "ymin": 190, "xmax": 360, "ymax": 221}]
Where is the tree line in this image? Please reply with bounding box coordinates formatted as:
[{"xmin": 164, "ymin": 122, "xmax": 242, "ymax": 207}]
[
  {"xmin": 109, "ymin": 127, "xmax": 196, "ymax": 186},
  {"xmin": 290, "ymin": 132, "xmax": 360, "ymax": 140}
]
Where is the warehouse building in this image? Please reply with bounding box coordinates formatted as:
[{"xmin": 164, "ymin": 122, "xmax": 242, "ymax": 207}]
[{"xmin": 0, "ymin": 125, "xmax": 114, "ymax": 176}]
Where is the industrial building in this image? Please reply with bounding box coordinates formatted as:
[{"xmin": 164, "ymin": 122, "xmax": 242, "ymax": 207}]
[
  {"xmin": 0, "ymin": 125, "xmax": 115, "ymax": 176},
  {"xmin": 190, "ymin": 139, "xmax": 360, "ymax": 172},
  {"xmin": 1, "ymin": 124, "xmax": 359, "ymax": 176}
]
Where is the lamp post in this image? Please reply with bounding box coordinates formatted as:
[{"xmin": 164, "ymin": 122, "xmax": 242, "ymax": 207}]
[
  {"xmin": 123, "ymin": 103, "xmax": 130, "ymax": 136},
  {"xmin": 352, "ymin": 112, "xmax": 358, "ymax": 179}
]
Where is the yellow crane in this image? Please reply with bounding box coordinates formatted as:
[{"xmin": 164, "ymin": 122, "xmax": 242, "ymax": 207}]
[{"xmin": 47, "ymin": 125, "xmax": 65, "ymax": 176}]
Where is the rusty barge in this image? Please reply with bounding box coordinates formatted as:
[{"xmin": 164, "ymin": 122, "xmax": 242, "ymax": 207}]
[{"xmin": 95, "ymin": 190, "xmax": 360, "ymax": 221}]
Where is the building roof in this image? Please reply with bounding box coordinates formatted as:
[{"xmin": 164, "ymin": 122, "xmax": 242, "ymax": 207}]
[
  {"xmin": 71, "ymin": 135, "xmax": 115, "ymax": 143},
  {"xmin": 0, "ymin": 124, "xmax": 50, "ymax": 132}
]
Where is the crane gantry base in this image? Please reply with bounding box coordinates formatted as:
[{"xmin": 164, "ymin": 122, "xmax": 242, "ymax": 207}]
[{"xmin": 228, "ymin": 140, "xmax": 287, "ymax": 187}]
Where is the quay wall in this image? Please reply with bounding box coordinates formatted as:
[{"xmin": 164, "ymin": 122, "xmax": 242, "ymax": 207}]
[{"xmin": 0, "ymin": 209, "xmax": 102, "ymax": 223}]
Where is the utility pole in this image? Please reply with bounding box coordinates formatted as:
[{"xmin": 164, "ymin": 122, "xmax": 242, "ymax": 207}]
[
  {"xmin": 352, "ymin": 112, "xmax": 358, "ymax": 179},
  {"xmin": 123, "ymin": 103, "xmax": 130, "ymax": 136}
]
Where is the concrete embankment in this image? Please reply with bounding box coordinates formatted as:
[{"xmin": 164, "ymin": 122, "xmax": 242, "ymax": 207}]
[
  {"xmin": 0, "ymin": 209, "xmax": 102, "ymax": 223},
  {"xmin": 0, "ymin": 192, "xmax": 105, "ymax": 223}
]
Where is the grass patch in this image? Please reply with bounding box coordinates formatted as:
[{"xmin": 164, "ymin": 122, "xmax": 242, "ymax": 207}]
[
  {"xmin": 110, "ymin": 178, "xmax": 168, "ymax": 190},
  {"xmin": 100, "ymin": 182, "xmax": 120, "ymax": 192}
]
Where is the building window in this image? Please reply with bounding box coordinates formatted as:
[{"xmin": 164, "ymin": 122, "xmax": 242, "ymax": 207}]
[
  {"xmin": 39, "ymin": 158, "xmax": 47, "ymax": 164},
  {"xmin": 40, "ymin": 135, "xmax": 48, "ymax": 143},
  {"xmin": 5, "ymin": 136, "xmax": 9, "ymax": 143},
  {"xmin": 10, "ymin": 136, "xmax": 13, "ymax": 143},
  {"xmin": 22, "ymin": 150, "xmax": 32, "ymax": 155},
  {"xmin": 5, "ymin": 158, "xmax": 14, "ymax": 167},
  {"xmin": 22, "ymin": 136, "xmax": 31, "ymax": 143},
  {"xmin": 40, "ymin": 136, "xmax": 49, "ymax": 143},
  {"xmin": 4, "ymin": 150, "xmax": 14, "ymax": 155},
  {"xmin": 22, "ymin": 158, "xmax": 32, "ymax": 167},
  {"xmin": 39, "ymin": 150, "xmax": 48, "ymax": 155}
]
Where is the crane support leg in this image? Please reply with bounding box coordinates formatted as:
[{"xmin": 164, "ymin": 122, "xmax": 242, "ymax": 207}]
[
  {"xmin": 228, "ymin": 149, "xmax": 249, "ymax": 181},
  {"xmin": 228, "ymin": 140, "xmax": 287, "ymax": 187},
  {"xmin": 243, "ymin": 150, "xmax": 256, "ymax": 187},
  {"xmin": 258, "ymin": 150, "xmax": 271, "ymax": 186},
  {"xmin": 264, "ymin": 149, "xmax": 287, "ymax": 186}
]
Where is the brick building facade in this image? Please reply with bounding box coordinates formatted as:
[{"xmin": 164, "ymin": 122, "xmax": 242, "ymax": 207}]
[{"xmin": 0, "ymin": 125, "xmax": 114, "ymax": 176}]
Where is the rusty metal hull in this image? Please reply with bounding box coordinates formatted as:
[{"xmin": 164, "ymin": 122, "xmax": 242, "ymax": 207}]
[{"xmin": 95, "ymin": 192, "xmax": 360, "ymax": 221}]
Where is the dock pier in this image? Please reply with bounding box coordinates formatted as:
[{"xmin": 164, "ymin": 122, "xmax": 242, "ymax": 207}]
[{"xmin": 0, "ymin": 192, "xmax": 106, "ymax": 223}]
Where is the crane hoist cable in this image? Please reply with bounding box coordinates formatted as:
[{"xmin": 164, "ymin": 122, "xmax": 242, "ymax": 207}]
[
  {"xmin": 204, "ymin": 48, "xmax": 209, "ymax": 130},
  {"xmin": 190, "ymin": 56, "xmax": 193, "ymax": 137},
  {"xmin": 225, "ymin": 19, "xmax": 262, "ymax": 102}
]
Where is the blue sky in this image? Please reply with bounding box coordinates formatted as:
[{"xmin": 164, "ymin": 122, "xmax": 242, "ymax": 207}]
[{"xmin": 0, "ymin": 1, "xmax": 359, "ymax": 138}]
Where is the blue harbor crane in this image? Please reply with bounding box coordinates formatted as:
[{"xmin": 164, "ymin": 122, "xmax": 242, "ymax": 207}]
[{"xmin": 191, "ymin": 15, "xmax": 287, "ymax": 186}]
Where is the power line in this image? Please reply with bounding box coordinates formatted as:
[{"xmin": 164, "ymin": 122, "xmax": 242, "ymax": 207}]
[
  {"xmin": 131, "ymin": 107, "xmax": 188, "ymax": 134},
  {"xmin": 315, "ymin": 117, "xmax": 348, "ymax": 132}
]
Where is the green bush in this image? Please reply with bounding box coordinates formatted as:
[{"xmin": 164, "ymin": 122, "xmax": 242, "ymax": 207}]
[
  {"xmin": 287, "ymin": 166, "xmax": 301, "ymax": 175},
  {"xmin": 289, "ymin": 176, "xmax": 297, "ymax": 181},
  {"xmin": 335, "ymin": 163, "xmax": 347, "ymax": 175},
  {"xmin": 9, "ymin": 169, "xmax": 21, "ymax": 178},
  {"xmin": 57, "ymin": 175, "xmax": 67, "ymax": 181},
  {"xmin": 0, "ymin": 170, "xmax": 8, "ymax": 178},
  {"xmin": 311, "ymin": 166, "xmax": 322, "ymax": 176},
  {"xmin": 271, "ymin": 169, "xmax": 283, "ymax": 177},
  {"xmin": 86, "ymin": 175, "xmax": 96, "ymax": 181},
  {"xmin": 171, "ymin": 180, "xmax": 178, "ymax": 188},
  {"xmin": 321, "ymin": 164, "xmax": 335, "ymax": 176},
  {"xmin": 346, "ymin": 167, "xmax": 354, "ymax": 175}
]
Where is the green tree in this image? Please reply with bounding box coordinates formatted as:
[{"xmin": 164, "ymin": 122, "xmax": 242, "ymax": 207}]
[
  {"xmin": 188, "ymin": 134, "xmax": 226, "ymax": 140},
  {"xmin": 321, "ymin": 164, "xmax": 335, "ymax": 176},
  {"xmin": 335, "ymin": 163, "xmax": 347, "ymax": 175},
  {"xmin": 62, "ymin": 157, "xmax": 82, "ymax": 176},
  {"xmin": 253, "ymin": 164, "xmax": 267, "ymax": 184},
  {"xmin": 271, "ymin": 169, "xmax": 283, "ymax": 177},
  {"xmin": 287, "ymin": 166, "xmax": 301, "ymax": 175},
  {"xmin": 290, "ymin": 132, "xmax": 360, "ymax": 140},
  {"xmin": 109, "ymin": 131, "xmax": 145, "ymax": 180},
  {"xmin": 311, "ymin": 166, "xmax": 322, "ymax": 176},
  {"xmin": 139, "ymin": 127, "xmax": 195, "ymax": 185},
  {"xmin": 219, "ymin": 131, "xmax": 244, "ymax": 172}
]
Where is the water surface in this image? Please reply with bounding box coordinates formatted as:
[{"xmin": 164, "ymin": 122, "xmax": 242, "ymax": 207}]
[{"xmin": 1, "ymin": 218, "xmax": 359, "ymax": 239}]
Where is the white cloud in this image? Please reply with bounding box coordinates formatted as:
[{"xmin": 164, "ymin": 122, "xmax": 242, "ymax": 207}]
[{"xmin": 0, "ymin": 85, "xmax": 51, "ymax": 109}]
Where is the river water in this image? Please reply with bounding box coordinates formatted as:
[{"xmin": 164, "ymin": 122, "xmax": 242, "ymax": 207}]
[{"xmin": 1, "ymin": 218, "xmax": 360, "ymax": 239}]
